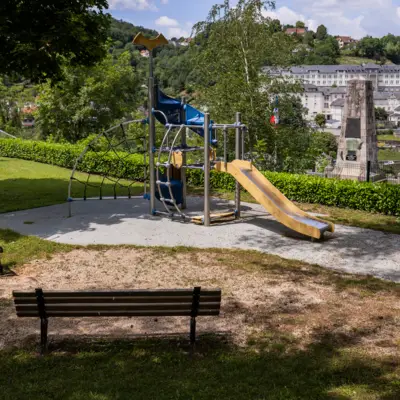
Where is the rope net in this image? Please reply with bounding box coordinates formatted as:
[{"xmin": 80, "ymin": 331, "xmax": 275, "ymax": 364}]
[{"xmin": 68, "ymin": 120, "xmax": 149, "ymax": 201}]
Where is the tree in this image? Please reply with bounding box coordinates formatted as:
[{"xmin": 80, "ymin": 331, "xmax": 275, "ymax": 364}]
[
  {"xmin": 296, "ymin": 21, "xmax": 305, "ymax": 29},
  {"xmin": 315, "ymin": 113, "xmax": 326, "ymax": 129},
  {"xmin": 194, "ymin": 0, "xmax": 295, "ymax": 139},
  {"xmin": 268, "ymin": 19, "xmax": 282, "ymax": 34},
  {"xmin": 357, "ymin": 36, "xmax": 384, "ymax": 61},
  {"xmin": 375, "ymin": 107, "xmax": 389, "ymax": 121},
  {"xmin": 303, "ymin": 31, "xmax": 315, "ymax": 47},
  {"xmin": 305, "ymin": 36, "xmax": 340, "ymax": 64},
  {"xmin": 316, "ymin": 25, "xmax": 328, "ymax": 41},
  {"xmin": 0, "ymin": 0, "xmax": 111, "ymax": 82},
  {"xmin": 193, "ymin": 0, "xmax": 312, "ymax": 172},
  {"xmin": 36, "ymin": 51, "xmax": 140, "ymax": 142}
]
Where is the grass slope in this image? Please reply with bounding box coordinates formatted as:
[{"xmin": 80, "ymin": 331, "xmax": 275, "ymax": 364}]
[
  {"xmin": 0, "ymin": 157, "xmax": 144, "ymax": 213},
  {"xmin": 378, "ymin": 135, "xmax": 400, "ymax": 142},
  {"xmin": 338, "ymin": 55, "xmax": 393, "ymax": 65},
  {"xmin": 379, "ymin": 149, "xmax": 400, "ymax": 161}
]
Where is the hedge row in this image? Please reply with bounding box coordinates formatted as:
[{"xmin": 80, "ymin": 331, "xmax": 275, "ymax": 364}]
[
  {"xmin": 1, "ymin": 138, "xmax": 400, "ymax": 216},
  {"xmin": 0, "ymin": 138, "xmax": 145, "ymax": 180}
]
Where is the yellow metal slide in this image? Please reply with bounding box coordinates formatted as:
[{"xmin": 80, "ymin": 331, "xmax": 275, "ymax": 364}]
[{"xmin": 215, "ymin": 160, "xmax": 334, "ymax": 239}]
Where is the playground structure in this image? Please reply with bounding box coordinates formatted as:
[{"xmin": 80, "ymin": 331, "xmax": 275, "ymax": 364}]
[{"xmin": 68, "ymin": 33, "xmax": 334, "ymax": 240}]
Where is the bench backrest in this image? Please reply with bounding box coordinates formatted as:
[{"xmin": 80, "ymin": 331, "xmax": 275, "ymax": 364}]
[{"xmin": 13, "ymin": 287, "xmax": 221, "ymax": 318}]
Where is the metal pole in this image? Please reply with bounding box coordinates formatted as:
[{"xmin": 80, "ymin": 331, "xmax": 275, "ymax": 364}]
[
  {"xmin": 148, "ymin": 51, "xmax": 156, "ymax": 215},
  {"xmin": 223, "ymin": 128, "xmax": 228, "ymax": 170},
  {"xmin": 181, "ymin": 97, "xmax": 187, "ymax": 209},
  {"xmin": 235, "ymin": 112, "xmax": 241, "ymax": 218},
  {"xmin": 367, "ymin": 160, "xmax": 371, "ymax": 182},
  {"xmin": 241, "ymin": 127, "xmax": 245, "ymax": 160},
  {"xmin": 204, "ymin": 113, "xmax": 211, "ymax": 227}
]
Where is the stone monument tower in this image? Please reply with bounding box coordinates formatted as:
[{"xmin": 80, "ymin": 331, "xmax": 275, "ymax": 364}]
[{"xmin": 331, "ymin": 79, "xmax": 379, "ymax": 180}]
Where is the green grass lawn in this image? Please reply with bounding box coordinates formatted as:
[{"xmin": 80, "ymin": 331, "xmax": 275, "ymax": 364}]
[
  {"xmin": 0, "ymin": 157, "xmax": 144, "ymax": 213},
  {"xmin": 378, "ymin": 135, "xmax": 400, "ymax": 142},
  {"xmin": 338, "ymin": 55, "xmax": 393, "ymax": 65},
  {"xmin": 378, "ymin": 149, "xmax": 400, "ymax": 161},
  {"xmin": 1, "ymin": 338, "xmax": 398, "ymax": 400}
]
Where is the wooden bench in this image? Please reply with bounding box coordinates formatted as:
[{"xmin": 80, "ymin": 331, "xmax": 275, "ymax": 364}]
[{"xmin": 13, "ymin": 287, "xmax": 221, "ymax": 354}]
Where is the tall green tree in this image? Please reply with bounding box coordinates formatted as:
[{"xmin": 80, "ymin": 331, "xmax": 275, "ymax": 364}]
[
  {"xmin": 0, "ymin": 0, "xmax": 110, "ymax": 82},
  {"xmin": 193, "ymin": 0, "xmax": 312, "ymax": 172},
  {"xmin": 358, "ymin": 36, "xmax": 385, "ymax": 61},
  {"xmin": 193, "ymin": 0, "xmax": 295, "ymax": 139},
  {"xmin": 296, "ymin": 21, "xmax": 305, "ymax": 28},
  {"xmin": 315, "ymin": 113, "xmax": 326, "ymax": 129},
  {"xmin": 375, "ymin": 107, "xmax": 388, "ymax": 121},
  {"xmin": 36, "ymin": 52, "xmax": 140, "ymax": 142},
  {"xmin": 316, "ymin": 25, "xmax": 328, "ymax": 41}
]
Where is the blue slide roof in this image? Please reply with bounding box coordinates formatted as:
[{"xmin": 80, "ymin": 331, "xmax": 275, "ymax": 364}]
[{"xmin": 154, "ymin": 88, "xmax": 212, "ymax": 140}]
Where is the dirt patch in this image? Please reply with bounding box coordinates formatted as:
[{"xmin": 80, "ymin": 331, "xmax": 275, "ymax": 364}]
[{"xmin": 1, "ymin": 248, "xmax": 399, "ymax": 357}]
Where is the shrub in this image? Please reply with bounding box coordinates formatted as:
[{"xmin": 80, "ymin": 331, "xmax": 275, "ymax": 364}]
[
  {"xmin": 0, "ymin": 138, "xmax": 145, "ymax": 179},
  {"xmin": 1, "ymin": 138, "xmax": 399, "ymax": 216}
]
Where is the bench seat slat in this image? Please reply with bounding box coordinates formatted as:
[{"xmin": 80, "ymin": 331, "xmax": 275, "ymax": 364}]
[
  {"xmin": 15, "ymin": 302, "xmax": 221, "ymax": 312},
  {"xmin": 16, "ymin": 310, "xmax": 220, "ymax": 317},
  {"xmin": 13, "ymin": 289, "xmax": 221, "ymax": 298},
  {"xmin": 14, "ymin": 295, "xmax": 221, "ymax": 305}
]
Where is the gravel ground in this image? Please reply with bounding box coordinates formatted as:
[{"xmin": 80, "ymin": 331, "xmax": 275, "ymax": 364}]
[
  {"xmin": 0, "ymin": 197, "xmax": 399, "ymax": 282},
  {"xmin": 1, "ymin": 248, "xmax": 399, "ymax": 352}
]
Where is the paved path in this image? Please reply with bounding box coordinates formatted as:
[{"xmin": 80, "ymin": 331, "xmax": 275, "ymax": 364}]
[{"xmin": 0, "ymin": 197, "xmax": 399, "ymax": 282}]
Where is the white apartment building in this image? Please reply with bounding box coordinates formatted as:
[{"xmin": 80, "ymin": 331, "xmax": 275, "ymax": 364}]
[
  {"xmin": 266, "ymin": 64, "xmax": 400, "ymax": 91},
  {"xmin": 296, "ymin": 84, "xmax": 400, "ymax": 125},
  {"xmin": 266, "ymin": 64, "xmax": 400, "ymax": 126}
]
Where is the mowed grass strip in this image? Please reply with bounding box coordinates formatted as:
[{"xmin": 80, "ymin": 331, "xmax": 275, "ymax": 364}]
[{"xmin": 0, "ymin": 157, "xmax": 144, "ymax": 213}]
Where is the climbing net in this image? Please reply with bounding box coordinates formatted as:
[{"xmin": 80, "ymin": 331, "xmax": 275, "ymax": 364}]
[{"xmin": 68, "ymin": 119, "xmax": 148, "ymax": 209}]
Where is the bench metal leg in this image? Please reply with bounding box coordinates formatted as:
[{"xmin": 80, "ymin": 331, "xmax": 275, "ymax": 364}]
[
  {"xmin": 40, "ymin": 318, "xmax": 48, "ymax": 355},
  {"xmin": 190, "ymin": 317, "xmax": 196, "ymax": 347}
]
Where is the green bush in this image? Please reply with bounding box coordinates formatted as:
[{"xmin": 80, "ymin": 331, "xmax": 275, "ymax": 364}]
[
  {"xmin": 1, "ymin": 138, "xmax": 400, "ymax": 216},
  {"xmin": 0, "ymin": 138, "xmax": 145, "ymax": 179}
]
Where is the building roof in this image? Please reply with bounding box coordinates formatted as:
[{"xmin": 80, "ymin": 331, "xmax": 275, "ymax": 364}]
[
  {"xmin": 264, "ymin": 64, "xmax": 400, "ymax": 75},
  {"xmin": 285, "ymin": 28, "xmax": 307, "ymax": 35},
  {"xmin": 331, "ymin": 98, "xmax": 345, "ymax": 107},
  {"xmin": 336, "ymin": 36, "xmax": 354, "ymax": 42}
]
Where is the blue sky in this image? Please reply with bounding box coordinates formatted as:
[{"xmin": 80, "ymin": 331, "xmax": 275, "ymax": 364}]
[{"xmin": 108, "ymin": 0, "xmax": 400, "ymax": 39}]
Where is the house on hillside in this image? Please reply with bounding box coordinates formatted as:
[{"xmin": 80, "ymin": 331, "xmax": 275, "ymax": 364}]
[
  {"xmin": 180, "ymin": 38, "xmax": 192, "ymax": 47},
  {"xmin": 285, "ymin": 27, "xmax": 308, "ymax": 36},
  {"xmin": 335, "ymin": 36, "xmax": 357, "ymax": 49}
]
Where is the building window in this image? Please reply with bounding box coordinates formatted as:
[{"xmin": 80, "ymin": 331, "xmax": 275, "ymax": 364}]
[
  {"xmin": 324, "ymin": 103, "xmax": 329, "ymax": 108},
  {"xmin": 324, "ymin": 95, "xmax": 329, "ymax": 100}
]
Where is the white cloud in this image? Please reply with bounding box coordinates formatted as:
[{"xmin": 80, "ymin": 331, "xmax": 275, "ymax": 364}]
[
  {"xmin": 108, "ymin": 0, "xmax": 158, "ymax": 11},
  {"xmin": 155, "ymin": 16, "xmax": 190, "ymax": 38},
  {"xmin": 262, "ymin": 1, "xmax": 400, "ymax": 38},
  {"xmin": 167, "ymin": 27, "xmax": 190, "ymax": 39},
  {"xmin": 263, "ymin": 6, "xmax": 318, "ymax": 32},
  {"xmin": 287, "ymin": 0, "xmax": 400, "ymax": 38},
  {"xmin": 155, "ymin": 16, "xmax": 179, "ymax": 27}
]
